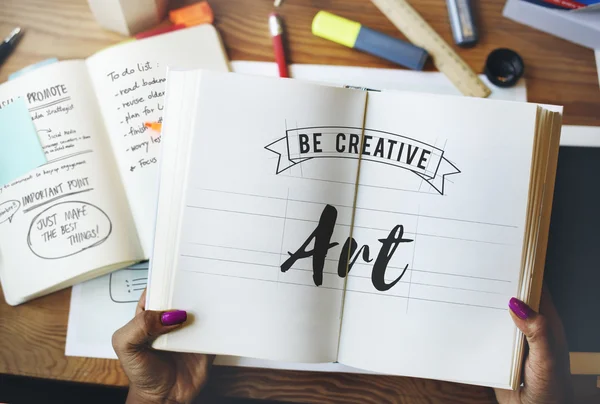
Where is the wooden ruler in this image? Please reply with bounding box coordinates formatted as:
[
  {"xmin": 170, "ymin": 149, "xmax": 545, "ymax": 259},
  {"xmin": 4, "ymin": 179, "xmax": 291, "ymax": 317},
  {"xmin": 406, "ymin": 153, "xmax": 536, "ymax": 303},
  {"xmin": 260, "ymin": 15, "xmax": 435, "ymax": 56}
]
[{"xmin": 371, "ymin": 0, "xmax": 491, "ymax": 98}]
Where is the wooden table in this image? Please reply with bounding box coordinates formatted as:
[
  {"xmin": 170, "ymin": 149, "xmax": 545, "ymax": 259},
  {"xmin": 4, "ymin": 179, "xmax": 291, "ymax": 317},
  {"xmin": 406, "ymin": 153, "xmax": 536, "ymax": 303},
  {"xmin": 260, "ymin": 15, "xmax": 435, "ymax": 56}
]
[{"xmin": 1, "ymin": 0, "xmax": 599, "ymax": 403}]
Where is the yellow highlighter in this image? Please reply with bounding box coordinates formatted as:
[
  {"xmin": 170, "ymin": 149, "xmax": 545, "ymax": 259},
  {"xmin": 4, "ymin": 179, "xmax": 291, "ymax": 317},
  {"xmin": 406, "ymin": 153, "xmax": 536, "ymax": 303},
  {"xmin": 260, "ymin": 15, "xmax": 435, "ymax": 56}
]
[{"xmin": 312, "ymin": 11, "xmax": 429, "ymax": 71}]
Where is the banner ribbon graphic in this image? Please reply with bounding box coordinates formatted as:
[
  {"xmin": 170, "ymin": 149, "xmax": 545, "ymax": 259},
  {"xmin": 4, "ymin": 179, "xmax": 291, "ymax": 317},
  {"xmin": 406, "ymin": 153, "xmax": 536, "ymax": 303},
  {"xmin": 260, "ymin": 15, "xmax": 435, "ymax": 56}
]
[{"xmin": 265, "ymin": 126, "xmax": 460, "ymax": 195}]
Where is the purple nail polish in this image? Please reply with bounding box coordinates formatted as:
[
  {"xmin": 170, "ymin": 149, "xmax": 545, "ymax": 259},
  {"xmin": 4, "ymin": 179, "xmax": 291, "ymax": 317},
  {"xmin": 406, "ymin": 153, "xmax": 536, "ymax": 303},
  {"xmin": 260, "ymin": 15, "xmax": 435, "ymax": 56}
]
[
  {"xmin": 509, "ymin": 297, "xmax": 532, "ymax": 320},
  {"xmin": 161, "ymin": 310, "xmax": 187, "ymax": 326}
]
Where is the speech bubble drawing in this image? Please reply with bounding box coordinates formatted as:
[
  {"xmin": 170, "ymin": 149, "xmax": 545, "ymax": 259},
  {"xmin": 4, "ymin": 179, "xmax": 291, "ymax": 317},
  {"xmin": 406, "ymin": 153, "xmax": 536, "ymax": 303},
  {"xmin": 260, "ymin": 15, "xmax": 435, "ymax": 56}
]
[
  {"xmin": 0, "ymin": 200, "xmax": 21, "ymax": 225},
  {"xmin": 27, "ymin": 201, "xmax": 112, "ymax": 259}
]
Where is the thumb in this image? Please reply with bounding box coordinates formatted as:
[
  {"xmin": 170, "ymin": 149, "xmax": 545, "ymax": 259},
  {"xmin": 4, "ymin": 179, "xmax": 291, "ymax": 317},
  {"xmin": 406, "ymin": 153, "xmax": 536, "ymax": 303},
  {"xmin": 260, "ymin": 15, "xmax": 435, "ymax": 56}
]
[
  {"xmin": 509, "ymin": 297, "xmax": 553, "ymax": 363},
  {"xmin": 113, "ymin": 309, "xmax": 187, "ymax": 355}
]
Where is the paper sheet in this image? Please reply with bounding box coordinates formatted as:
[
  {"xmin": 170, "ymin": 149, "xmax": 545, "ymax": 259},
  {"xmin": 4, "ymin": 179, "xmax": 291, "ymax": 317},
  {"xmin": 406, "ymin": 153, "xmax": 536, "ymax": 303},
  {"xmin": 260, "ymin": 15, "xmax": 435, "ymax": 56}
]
[
  {"xmin": 230, "ymin": 62, "xmax": 528, "ymax": 102},
  {"xmin": 86, "ymin": 25, "xmax": 230, "ymax": 257},
  {"xmin": 0, "ymin": 61, "xmax": 142, "ymax": 305},
  {"xmin": 65, "ymin": 262, "xmax": 148, "ymax": 359},
  {"xmin": 66, "ymin": 62, "xmax": 528, "ymax": 372}
]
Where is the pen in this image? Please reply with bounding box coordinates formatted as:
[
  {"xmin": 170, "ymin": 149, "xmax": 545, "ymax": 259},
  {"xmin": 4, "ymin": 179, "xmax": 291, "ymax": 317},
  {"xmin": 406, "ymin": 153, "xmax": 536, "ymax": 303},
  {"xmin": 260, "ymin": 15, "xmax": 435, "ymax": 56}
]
[
  {"xmin": 446, "ymin": 0, "xmax": 479, "ymax": 47},
  {"xmin": 0, "ymin": 28, "xmax": 24, "ymax": 67},
  {"xmin": 269, "ymin": 13, "xmax": 289, "ymax": 78}
]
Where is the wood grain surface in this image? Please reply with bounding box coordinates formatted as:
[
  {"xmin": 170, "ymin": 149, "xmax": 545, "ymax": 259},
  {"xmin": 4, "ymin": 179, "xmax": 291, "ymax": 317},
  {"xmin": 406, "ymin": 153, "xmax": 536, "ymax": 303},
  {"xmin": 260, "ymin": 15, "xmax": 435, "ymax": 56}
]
[{"xmin": 0, "ymin": 0, "xmax": 599, "ymax": 403}]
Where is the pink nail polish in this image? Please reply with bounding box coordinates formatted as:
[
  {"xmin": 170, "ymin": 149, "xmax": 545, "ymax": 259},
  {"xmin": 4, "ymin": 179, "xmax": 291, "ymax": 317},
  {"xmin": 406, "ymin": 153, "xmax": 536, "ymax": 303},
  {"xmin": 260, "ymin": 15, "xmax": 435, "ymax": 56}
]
[
  {"xmin": 509, "ymin": 298, "xmax": 532, "ymax": 320},
  {"xmin": 161, "ymin": 310, "xmax": 187, "ymax": 326}
]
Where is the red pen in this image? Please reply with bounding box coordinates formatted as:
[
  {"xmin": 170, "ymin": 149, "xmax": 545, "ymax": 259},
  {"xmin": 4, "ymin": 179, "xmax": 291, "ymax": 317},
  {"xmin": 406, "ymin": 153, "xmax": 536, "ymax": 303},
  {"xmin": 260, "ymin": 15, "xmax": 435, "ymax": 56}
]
[
  {"xmin": 269, "ymin": 13, "xmax": 289, "ymax": 78},
  {"xmin": 540, "ymin": 0, "xmax": 585, "ymax": 8}
]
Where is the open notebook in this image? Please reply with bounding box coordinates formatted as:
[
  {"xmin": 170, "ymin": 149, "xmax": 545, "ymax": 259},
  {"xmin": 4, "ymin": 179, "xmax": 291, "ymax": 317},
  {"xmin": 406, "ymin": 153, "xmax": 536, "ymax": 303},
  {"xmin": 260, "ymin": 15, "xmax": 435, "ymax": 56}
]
[
  {"xmin": 0, "ymin": 25, "xmax": 229, "ymax": 305},
  {"xmin": 147, "ymin": 70, "xmax": 562, "ymax": 389}
]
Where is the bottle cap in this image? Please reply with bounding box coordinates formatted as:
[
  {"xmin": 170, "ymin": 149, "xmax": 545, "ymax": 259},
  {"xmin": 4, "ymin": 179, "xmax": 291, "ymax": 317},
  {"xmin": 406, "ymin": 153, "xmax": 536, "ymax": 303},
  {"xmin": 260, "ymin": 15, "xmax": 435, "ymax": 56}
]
[{"xmin": 484, "ymin": 48, "xmax": 524, "ymax": 88}]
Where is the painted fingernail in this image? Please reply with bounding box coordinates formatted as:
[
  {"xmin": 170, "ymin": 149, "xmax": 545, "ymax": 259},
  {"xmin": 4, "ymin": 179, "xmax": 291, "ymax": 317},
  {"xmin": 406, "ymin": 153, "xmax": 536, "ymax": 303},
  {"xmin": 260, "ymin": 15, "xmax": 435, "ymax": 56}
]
[
  {"xmin": 509, "ymin": 298, "xmax": 533, "ymax": 320},
  {"xmin": 161, "ymin": 310, "xmax": 187, "ymax": 326}
]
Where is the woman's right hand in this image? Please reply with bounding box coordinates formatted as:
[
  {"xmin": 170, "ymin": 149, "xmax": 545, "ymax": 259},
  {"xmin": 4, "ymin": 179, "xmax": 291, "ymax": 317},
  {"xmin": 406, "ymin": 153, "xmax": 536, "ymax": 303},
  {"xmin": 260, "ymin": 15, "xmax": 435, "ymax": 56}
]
[
  {"xmin": 112, "ymin": 290, "xmax": 214, "ymax": 404},
  {"xmin": 494, "ymin": 288, "xmax": 573, "ymax": 404}
]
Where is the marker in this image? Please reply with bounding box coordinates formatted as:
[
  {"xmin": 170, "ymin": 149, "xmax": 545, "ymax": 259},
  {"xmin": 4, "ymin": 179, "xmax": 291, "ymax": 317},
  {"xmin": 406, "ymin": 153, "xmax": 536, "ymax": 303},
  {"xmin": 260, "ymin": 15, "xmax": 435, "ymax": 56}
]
[
  {"xmin": 269, "ymin": 13, "xmax": 289, "ymax": 78},
  {"xmin": 446, "ymin": 0, "xmax": 479, "ymax": 47},
  {"xmin": 0, "ymin": 28, "xmax": 24, "ymax": 68},
  {"xmin": 144, "ymin": 122, "xmax": 162, "ymax": 132},
  {"xmin": 312, "ymin": 11, "xmax": 428, "ymax": 71}
]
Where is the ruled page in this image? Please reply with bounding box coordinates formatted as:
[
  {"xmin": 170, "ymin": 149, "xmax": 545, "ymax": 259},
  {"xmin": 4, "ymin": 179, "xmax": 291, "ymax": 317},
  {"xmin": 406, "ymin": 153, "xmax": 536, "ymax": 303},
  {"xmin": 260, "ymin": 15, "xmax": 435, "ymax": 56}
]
[
  {"xmin": 86, "ymin": 25, "xmax": 229, "ymax": 257},
  {"xmin": 337, "ymin": 91, "xmax": 539, "ymax": 388},
  {"xmin": 158, "ymin": 72, "xmax": 368, "ymax": 363}
]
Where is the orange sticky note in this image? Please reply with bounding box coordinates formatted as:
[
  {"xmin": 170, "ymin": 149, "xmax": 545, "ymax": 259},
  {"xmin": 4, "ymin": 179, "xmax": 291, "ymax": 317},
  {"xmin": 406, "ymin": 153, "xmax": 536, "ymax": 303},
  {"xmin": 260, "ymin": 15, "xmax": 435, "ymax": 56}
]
[{"xmin": 169, "ymin": 2, "xmax": 214, "ymax": 26}]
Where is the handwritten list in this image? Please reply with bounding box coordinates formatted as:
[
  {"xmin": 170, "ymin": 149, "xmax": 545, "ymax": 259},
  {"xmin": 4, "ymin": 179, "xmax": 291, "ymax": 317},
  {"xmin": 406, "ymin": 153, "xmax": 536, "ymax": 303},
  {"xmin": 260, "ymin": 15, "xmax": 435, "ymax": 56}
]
[
  {"xmin": 106, "ymin": 62, "xmax": 165, "ymax": 173},
  {"xmin": 85, "ymin": 25, "xmax": 230, "ymax": 255}
]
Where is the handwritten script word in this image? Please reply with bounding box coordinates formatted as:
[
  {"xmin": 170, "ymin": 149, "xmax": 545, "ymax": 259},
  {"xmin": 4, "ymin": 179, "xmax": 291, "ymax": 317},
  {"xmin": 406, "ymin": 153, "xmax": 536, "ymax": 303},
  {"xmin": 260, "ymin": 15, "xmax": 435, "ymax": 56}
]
[
  {"xmin": 282, "ymin": 204, "xmax": 413, "ymax": 291},
  {"xmin": 107, "ymin": 62, "xmax": 154, "ymax": 82}
]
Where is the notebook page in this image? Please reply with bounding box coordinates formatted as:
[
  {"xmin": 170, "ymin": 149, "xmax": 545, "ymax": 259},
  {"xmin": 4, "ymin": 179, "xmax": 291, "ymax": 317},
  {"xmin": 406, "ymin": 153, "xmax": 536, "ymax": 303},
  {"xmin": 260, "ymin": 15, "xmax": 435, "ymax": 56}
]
[
  {"xmin": 86, "ymin": 25, "xmax": 229, "ymax": 257},
  {"xmin": 155, "ymin": 72, "xmax": 367, "ymax": 363},
  {"xmin": 0, "ymin": 61, "xmax": 142, "ymax": 305},
  {"xmin": 337, "ymin": 91, "xmax": 539, "ymax": 387}
]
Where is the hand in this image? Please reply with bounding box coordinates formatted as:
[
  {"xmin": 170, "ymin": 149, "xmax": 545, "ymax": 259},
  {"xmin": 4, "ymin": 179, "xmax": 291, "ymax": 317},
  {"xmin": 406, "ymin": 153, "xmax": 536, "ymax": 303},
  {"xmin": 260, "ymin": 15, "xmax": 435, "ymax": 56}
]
[
  {"xmin": 113, "ymin": 290, "xmax": 214, "ymax": 404},
  {"xmin": 495, "ymin": 287, "xmax": 573, "ymax": 404}
]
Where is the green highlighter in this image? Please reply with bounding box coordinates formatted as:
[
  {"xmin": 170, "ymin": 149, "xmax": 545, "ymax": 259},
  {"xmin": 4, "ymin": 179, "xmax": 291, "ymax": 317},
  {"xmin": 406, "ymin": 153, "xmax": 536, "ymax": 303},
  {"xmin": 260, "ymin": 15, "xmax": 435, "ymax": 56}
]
[{"xmin": 312, "ymin": 11, "xmax": 429, "ymax": 71}]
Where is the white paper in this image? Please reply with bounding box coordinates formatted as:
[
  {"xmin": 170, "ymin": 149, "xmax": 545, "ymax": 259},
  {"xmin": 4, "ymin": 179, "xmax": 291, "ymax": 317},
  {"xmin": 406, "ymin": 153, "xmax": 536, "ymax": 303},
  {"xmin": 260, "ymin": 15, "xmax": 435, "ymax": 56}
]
[
  {"xmin": 67, "ymin": 62, "xmax": 529, "ymax": 374},
  {"xmin": 0, "ymin": 61, "xmax": 143, "ymax": 305},
  {"xmin": 86, "ymin": 25, "xmax": 229, "ymax": 256},
  {"xmin": 504, "ymin": 0, "xmax": 600, "ymax": 49},
  {"xmin": 336, "ymin": 91, "xmax": 538, "ymax": 386},
  {"xmin": 560, "ymin": 125, "xmax": 600, "ymax": 147},
  {"xmin": 150, "ymin": 72, "xmax": 368, "ymax": 363},
  {"xmin": 66, "ymin": 262, "xmax": 148, "ymax": 359},
  {"xmin": 230, "ymin": 61, "xmax": 528, "ymax": 102}
]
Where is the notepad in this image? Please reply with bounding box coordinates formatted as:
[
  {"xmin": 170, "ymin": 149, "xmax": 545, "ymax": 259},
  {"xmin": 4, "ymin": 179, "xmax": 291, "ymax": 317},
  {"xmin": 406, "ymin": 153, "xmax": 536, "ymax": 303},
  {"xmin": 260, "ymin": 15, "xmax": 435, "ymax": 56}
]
[
  {"xmin": 0, "ymin": 98, "xmax": 46, "ymax": 187},
  {"xmin": 0, "ymin": 25, "xmax": 230, "ymax": 306}
]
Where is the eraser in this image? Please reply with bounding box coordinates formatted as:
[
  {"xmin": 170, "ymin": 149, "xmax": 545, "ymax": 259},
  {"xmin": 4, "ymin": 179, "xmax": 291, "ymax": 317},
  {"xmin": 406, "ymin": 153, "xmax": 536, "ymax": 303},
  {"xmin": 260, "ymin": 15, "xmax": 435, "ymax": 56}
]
[{"xmin": 169, "ymin": 1, "xmax": 214, "ymax": 26}]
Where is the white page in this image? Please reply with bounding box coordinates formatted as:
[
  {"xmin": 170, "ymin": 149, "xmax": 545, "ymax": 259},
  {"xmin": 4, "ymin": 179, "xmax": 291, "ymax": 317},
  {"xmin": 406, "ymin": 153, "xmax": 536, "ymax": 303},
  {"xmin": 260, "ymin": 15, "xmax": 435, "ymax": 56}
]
[
  {"xmin": 0, "ymin": 61, "xmax": 143, "ymax": 305},
  {"xmin": 151, "ymin": 71, "xmax": 368, "ymax": 363},
  {"xmin": 230, "ymin": 61, "xmax": 528, "ymax": 102},
  {"xmin": 66, "ymin": 263, "xmax": 148, "ymax": 359},
  {"xmin": 337, "ymin": 91, "xmax": 539, "ymax": 387},
  {"xmin": 86, "ymin": 25, "xmax": 230, "ymax": 256}
]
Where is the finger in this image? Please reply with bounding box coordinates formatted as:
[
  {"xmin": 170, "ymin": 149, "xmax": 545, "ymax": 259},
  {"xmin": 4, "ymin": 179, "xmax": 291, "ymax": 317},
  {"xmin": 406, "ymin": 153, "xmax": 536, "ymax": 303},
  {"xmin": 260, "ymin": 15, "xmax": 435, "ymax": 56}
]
[
  {"xmin": 509, "ymin": 297, "xmax": 553, "ymax": 362},
  {"xmin": 113, "ymin": 309, "xmax": 187, "ymax": 356},
  {"xmin": 539, "ymin": 285, "xmax": 568, "ymax": 350},
  {"xmin": 136, "ymin": 289, "xmax": 147, "ymax": 315}
]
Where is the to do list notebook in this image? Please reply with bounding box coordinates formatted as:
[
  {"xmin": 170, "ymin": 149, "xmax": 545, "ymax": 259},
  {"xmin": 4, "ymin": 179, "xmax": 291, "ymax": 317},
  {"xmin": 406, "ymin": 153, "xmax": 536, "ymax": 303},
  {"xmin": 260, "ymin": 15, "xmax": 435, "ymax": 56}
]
[
  {"xmin": 0, "ymin": 25, "xmax": 229, "ymax": 305},
  {"xmin": 147, "ymin": 70, "xmax": 563, "ymax": 389}
]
